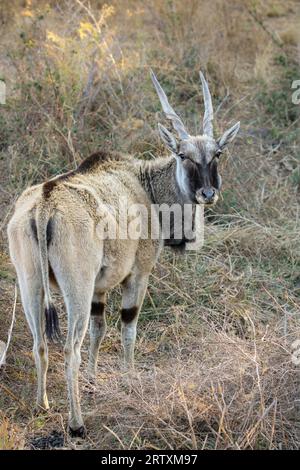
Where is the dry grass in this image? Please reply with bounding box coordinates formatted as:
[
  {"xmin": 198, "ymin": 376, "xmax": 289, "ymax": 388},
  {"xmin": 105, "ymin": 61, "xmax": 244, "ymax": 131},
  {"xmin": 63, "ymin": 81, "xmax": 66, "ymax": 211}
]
[
  {"xmin": 280, "ymin": 27, "xmax": 300, "ymax": 46},
  {"xmin": 0, "ymin": 0, "xmax": 300, "ymax": 450}
]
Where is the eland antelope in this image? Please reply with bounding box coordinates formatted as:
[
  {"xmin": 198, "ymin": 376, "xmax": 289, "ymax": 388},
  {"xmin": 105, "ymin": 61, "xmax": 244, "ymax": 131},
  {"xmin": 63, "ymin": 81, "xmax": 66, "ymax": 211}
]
[{"xmin": 7, "ymin": 70, "xmax": 240, "ymax": 436}]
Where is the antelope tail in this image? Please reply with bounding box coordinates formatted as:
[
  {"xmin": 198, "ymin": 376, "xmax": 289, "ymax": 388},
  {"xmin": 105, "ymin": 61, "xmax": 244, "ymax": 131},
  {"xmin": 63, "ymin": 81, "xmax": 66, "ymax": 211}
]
[{"xmin": 35, "ymin": 203, "xmax": 61, "ymax": 342}]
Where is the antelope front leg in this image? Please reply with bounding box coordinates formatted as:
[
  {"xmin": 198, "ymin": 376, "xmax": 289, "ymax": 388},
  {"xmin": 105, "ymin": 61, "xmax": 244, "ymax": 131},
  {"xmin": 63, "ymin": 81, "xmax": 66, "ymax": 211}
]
[{"xmin": 121, "ymin": 273, "xmax": 149, "ymax": 370}]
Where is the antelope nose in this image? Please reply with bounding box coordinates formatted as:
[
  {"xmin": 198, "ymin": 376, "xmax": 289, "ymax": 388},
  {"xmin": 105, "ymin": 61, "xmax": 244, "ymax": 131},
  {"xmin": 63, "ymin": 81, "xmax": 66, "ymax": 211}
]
[{"xmin": 201, "ymin": 188, "xmax": 215, "ymax": 201}]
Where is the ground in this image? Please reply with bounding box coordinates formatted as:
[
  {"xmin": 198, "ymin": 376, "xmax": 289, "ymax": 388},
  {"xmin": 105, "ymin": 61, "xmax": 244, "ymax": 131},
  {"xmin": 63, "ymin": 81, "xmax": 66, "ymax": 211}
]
[{"xmin": 0, "ymin": 0, "xmax": 300, "ymax": 450}]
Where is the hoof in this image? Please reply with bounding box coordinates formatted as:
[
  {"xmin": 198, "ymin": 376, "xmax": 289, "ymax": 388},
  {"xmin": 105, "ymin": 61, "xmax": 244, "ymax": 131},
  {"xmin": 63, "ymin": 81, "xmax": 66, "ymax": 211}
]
[
  {"xmin": 69, "ymin": 425, "xmax": 87, "ymax": 439},
  {"xmin": 33, "ymin": 404, "xmax": 50, "ymax": 416},
  {"xmin": 87, "ymin": 372, "xmax": 97, "ymax": 386}
]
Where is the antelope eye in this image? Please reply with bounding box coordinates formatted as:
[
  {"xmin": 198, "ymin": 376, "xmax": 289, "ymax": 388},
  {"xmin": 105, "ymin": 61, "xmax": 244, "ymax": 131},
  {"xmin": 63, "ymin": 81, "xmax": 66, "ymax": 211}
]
[
  {"xmin": 178, "ymin": 153, "xmax": 186, "ymax": 161},
  {"xmin": 215, "ymin": 149, "xmax": 222, "ymax": 158}
]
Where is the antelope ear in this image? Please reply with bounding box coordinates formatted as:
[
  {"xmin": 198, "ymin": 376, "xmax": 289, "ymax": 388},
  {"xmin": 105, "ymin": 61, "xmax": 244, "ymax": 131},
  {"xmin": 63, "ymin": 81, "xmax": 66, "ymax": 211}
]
[
  {"xmin": 218, "ymin": 121, "xmax": 240, "ymax": 149},
  {"xmin": 158, "ymin": 123, "xmax": 178, "ymax": 154}
]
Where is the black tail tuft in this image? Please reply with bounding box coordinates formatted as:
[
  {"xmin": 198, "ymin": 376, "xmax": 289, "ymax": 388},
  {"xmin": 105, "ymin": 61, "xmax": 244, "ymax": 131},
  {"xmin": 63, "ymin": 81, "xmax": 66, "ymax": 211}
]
[{"xmin": 45, "ymin": 303, "xmax": 61, "ymax": 342}]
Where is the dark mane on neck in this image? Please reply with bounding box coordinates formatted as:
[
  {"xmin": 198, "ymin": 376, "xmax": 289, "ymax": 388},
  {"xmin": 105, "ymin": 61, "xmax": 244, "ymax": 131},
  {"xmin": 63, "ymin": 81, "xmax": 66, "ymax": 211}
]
[
  {"xmin": 76, "ymin": 150, "xmax": 124, "ymax": 174},
  {"xmin": 43, "ymin": 150, "xmax": 125, "ymax": 199}
]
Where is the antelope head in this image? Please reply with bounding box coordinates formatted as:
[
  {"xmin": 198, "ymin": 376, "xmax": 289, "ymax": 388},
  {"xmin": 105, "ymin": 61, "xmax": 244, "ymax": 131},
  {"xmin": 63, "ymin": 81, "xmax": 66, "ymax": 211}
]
[{"xmin": 151, "ymin": 70, "xmax": 240, "ymax": 206}]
